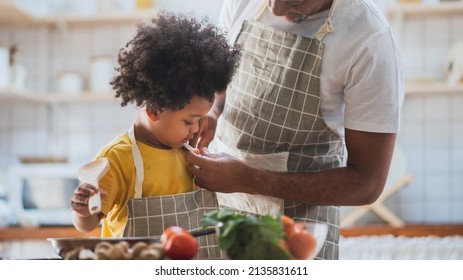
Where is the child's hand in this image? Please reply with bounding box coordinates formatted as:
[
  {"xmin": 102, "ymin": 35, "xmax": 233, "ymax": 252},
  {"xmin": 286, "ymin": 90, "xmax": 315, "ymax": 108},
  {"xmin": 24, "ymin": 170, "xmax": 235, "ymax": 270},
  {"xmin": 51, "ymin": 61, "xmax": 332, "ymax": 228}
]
[{"xmin": 70, "ymin": 183, "xmax": 106, "ymax": 217}]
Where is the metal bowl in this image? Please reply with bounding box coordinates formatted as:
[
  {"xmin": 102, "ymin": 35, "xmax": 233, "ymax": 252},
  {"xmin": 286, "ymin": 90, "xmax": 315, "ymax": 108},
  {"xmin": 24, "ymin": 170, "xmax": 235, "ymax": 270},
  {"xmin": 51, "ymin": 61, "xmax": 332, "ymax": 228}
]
[{"xmin": 47, "ymin": 228, "xmax": 215, "ymax": 258}]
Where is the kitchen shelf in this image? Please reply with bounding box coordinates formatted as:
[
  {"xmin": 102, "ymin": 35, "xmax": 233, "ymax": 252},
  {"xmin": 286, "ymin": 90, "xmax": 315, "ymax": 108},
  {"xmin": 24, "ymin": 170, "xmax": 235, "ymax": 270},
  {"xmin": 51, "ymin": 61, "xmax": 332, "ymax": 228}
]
[
  {"xmin": 191, "ymin": 80, "xmax": 448, "ymax": 97},
  {"xmin": 0, "ymin": 88, "xmax": 38, "ymax": 102},
  {"xmin": 39, "ymin": 9, "xmax": 160, "ymax": 26},
  {"xmin": 0, "ymin": 0, "xmax": 160, "ymax": 26},
  {"xmin": 0, "ymin": 0, "xmax": 37, "ymax": 25},
  {"xmin": 0, "ymin": 89, "xmax": 116, "ymax": 104},
  {"xmin": 388, "ymin": 2, "xmax": 463, "ymax": 18},
  {"xmin": 341, "ymin": 224, "xmax": 463, "ymax": 237},
  {"xmin": 387, "ymin": 2, "xmax": 463, "ymax": 46},
  {"xmin": 35, "ymin": 91, "xmax": 117, "ymax": 103},
  {"xmin": 405, "ymin": 81, "xmax": 463, "ymax": 96}
]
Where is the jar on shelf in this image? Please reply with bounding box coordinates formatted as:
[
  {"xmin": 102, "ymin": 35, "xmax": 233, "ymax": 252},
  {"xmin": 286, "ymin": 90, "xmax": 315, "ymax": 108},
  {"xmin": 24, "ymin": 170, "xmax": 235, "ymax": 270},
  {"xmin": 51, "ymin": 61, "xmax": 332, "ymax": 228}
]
[
  {"xmin": 89, "ymin": 55, "xmax": 115, "ymax": 93},
  {"xmin": 0, "ymin": 42, "xmax": 10, "ymax": 88},
  {"xmin": 57, "ymin": 71, "xmax": 83, "ymax": 95},
  {"xmin": 9, "ymin": 44, "xmax": 27, "ymax": 90},
  {"xmin": 98, "ymin": 0, "xmax": 117, "ymax": 12},
  {"xmin": 136, "ymin": 0, "xmax": 153, "ymax": 10}
]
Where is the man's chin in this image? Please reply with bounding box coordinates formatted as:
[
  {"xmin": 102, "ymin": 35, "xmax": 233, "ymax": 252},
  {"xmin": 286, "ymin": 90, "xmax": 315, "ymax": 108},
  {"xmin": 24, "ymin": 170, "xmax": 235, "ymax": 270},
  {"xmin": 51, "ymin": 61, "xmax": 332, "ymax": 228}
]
[{"xmin": 283, "ymin": 14, "xmax": 309, "ymax": 24}]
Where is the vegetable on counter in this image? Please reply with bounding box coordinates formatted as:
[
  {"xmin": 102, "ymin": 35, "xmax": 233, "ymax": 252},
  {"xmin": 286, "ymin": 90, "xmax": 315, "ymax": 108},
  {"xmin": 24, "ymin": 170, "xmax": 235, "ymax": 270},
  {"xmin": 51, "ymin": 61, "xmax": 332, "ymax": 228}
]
[
  {"xmin": 201, "ymin": 208, "xmax": 317, "ymax": 260},
  {"xmin": 161, "ymin": 226, "xmax": 199, "ymax": 260}
]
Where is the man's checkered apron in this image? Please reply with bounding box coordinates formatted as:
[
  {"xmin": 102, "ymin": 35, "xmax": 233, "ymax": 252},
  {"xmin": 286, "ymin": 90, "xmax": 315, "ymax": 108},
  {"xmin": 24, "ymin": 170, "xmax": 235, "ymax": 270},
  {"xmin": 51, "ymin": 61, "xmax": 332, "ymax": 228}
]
[{"xmin": 216, "ymin": 0, "xmax": 344, "ymax": 260}]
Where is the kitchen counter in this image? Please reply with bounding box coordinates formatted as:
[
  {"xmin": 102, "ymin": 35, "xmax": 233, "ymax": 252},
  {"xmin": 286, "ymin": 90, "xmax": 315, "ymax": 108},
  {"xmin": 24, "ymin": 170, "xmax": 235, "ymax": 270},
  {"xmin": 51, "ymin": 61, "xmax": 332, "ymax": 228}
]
[
  {"xmin": 1, "ymin": 224, "xmax": 462, "ymax": 260},
  {"xmin": 2, "ymin": 224, "xmax": 462, "ymax": 241},
  {"xmin": 0, "ymin": 226, "xmax": 101, "ymax": 240}
]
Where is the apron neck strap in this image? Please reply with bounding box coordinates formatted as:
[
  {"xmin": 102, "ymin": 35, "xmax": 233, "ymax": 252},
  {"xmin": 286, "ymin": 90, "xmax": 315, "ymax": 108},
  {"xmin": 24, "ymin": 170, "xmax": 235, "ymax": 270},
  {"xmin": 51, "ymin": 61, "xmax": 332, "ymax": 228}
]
[
  {"xmin": 314, "ymin": 0, "xmax": 337, "ymax": 42},
  {"xmin": 314, "ymin": 17, "xmax": 334, "ymax": 42},
  {"xmin": 254, "ymin": 0, "xmax": 337, "ymax": 42},
  {"xmin": 128, "ymin": 124, "xmax": 144, "ymax": 199},
  {"xmin": 255, "ymin": 0, "xmax": 267, "ymax": 20}
]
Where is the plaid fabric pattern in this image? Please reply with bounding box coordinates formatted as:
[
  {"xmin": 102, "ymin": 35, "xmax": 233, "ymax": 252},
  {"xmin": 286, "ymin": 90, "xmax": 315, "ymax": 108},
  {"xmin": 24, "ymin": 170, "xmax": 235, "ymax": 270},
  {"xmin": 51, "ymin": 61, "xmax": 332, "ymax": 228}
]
[
  {"xmin": 218, "ymin": 20, "xmax": 344, "ymax": 259},
  {"xmin": 123, "ymin": 188, "xmax": 223, "ymax": 259}
]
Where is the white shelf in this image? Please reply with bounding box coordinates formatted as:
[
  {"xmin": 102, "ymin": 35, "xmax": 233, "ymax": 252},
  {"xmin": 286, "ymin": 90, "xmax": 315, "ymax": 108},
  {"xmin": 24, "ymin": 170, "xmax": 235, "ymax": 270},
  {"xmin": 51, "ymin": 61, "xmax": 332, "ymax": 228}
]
[
  {"xmin": 4, "ymin": 84, "xmax": 461, "ymax": 103},
  {"xmin": 36, "ymin": 92, "xmax": 117, "ymax": 103},
  {"xmin": 39, "ymin": 9, "xmax": 160, "ymax": 26},
  {"xmin": 0, "ymin": 88, "xmax": 116, "ymax": 104},
  {"xmin": 0, "ymin": 88, "xmax": 38, "ymax": 102},
  {"xmin": 405, "ymin": 81, "xmax": 463, "ymax": 96},
  {"xmin": 0, "ymin": 0, "xmax": 159, "ymax": 26},
  {"xmin": 388, "ymin": 2, "xmax": 463, "ymax": 18}
]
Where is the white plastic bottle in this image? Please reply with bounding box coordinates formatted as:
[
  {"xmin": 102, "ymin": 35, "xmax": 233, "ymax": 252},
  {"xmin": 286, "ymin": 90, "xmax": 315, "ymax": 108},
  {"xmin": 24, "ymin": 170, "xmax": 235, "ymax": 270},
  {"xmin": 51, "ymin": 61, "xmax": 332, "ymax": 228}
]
[
  {"xmin": 9, "ymin": 45, "xmax": 27, "ymax": 90},
  {"xmin": 0, "ymin": 42, "xmax": 10, "ymax": 88}
]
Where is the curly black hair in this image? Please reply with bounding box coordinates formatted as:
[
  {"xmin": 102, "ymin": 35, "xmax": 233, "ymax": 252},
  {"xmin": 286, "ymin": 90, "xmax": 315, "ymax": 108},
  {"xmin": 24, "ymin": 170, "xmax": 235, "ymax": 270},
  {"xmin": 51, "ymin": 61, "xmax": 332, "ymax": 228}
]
[{"xmin": 111, "ymin": 11, "xmax": 240, "ymax": 112}]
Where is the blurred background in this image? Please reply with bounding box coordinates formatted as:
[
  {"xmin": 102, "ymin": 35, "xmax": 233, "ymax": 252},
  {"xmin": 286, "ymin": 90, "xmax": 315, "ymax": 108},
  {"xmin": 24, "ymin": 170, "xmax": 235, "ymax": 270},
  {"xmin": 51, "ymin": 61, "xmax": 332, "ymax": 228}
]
[{"xmin": 0, "ymin": 0, "xmax": 462, "ymax": 259}]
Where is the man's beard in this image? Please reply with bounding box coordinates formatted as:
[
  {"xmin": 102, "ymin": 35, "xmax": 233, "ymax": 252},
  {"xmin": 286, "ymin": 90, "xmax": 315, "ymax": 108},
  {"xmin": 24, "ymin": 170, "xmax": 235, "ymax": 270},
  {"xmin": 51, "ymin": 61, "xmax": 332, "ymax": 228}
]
[{"xmin": 288, "ymin": 14, "xmax": 309, "ymax": 24}]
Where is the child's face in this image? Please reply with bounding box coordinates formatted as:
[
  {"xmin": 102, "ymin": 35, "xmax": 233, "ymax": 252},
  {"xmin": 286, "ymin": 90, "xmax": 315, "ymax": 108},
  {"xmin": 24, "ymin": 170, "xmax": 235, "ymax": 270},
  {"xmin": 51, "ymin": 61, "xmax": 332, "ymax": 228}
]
[{"xmin": 150, "ymin": 96, "xmax": 213, "ymax": 149}]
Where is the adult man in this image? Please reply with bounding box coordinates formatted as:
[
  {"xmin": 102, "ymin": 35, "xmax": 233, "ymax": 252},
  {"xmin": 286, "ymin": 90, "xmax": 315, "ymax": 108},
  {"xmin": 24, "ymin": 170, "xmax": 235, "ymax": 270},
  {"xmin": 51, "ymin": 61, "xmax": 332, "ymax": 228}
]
[{"xmin": 186, "ymin": 0, "xmax": 404, "ymax": 259}]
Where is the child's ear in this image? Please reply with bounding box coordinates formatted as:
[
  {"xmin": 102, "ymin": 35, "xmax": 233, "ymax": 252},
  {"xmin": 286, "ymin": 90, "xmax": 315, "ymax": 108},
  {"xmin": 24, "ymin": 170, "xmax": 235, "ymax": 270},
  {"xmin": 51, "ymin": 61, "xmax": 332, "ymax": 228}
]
[{"xmin": 146, "ymin": 107, "xmax": 158, "ymax": 122}]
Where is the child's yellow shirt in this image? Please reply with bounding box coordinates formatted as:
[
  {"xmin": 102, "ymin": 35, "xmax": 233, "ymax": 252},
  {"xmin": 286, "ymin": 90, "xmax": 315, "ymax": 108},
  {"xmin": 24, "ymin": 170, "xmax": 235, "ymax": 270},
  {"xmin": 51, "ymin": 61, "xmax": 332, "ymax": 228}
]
[{"xmin": 95, "ymin": 132, "xmax": 194, "ymax": 237}]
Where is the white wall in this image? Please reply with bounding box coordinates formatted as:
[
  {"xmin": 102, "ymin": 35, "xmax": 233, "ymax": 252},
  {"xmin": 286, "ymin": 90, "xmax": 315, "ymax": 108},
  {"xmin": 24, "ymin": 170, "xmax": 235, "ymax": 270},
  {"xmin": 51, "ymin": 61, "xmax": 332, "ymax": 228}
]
[{"xmin": 0, "ymin": 0, "xmax": 462, "ymax": 225}]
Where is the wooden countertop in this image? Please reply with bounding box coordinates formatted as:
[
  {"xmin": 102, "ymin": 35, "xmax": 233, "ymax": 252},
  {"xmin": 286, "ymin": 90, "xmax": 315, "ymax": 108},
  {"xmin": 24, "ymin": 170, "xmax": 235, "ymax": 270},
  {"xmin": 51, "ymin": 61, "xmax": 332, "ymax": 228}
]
[
  {"xmin": 0, "ymin": 226, "xmax": 101, "ymax": 240},
  {"xmin": 1, "ymin": 224, "xmax": 462, "ymax": 241}
]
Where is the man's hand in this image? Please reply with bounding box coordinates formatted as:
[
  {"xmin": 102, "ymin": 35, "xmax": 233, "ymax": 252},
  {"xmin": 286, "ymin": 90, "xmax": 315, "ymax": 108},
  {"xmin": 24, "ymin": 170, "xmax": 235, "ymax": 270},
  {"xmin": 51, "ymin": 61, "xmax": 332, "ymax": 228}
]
[
  {"xmin": 185, "ymin": 149, "xmax": 254, "ymax": 194},
  {"xmin": 189, "ymin": 115, "xmax": 216, "ymax": 150}
]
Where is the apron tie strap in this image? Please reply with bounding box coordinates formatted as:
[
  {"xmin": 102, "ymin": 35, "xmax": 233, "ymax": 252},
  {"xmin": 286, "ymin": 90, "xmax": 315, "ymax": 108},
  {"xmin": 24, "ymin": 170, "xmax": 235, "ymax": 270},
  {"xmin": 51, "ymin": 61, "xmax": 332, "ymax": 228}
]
[
  {"xmin": 128, "ymin": 124, "xmax": 144, "ymax": 199},
  {"xmin": 315, "ymin": 18, "xmax": 334, "ymax": 42}
]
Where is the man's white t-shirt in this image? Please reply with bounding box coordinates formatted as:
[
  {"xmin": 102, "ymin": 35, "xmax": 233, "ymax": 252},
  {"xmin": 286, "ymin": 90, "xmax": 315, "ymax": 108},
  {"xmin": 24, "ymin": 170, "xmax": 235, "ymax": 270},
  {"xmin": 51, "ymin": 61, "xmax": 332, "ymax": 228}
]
[{"xmin": 219, "ymin": 0, "xmax": 404, "ymax": 138}]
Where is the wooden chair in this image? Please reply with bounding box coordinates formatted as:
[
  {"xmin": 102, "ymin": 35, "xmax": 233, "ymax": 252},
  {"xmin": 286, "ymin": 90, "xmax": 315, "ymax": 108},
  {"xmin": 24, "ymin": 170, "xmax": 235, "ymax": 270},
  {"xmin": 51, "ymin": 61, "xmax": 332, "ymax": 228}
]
[{"xmin": 341, "ymin": 144, "xmax": 412, "ymax": 227}]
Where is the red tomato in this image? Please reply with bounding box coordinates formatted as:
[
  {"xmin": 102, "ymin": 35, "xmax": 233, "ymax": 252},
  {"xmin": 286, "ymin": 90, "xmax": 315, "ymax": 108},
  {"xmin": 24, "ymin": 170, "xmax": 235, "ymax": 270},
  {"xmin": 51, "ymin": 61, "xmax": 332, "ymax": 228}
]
[
  {"xmin": 287, "ymin": 229, "xmax": 317, "ymax": 260},
  {"xmin": 160, "ymin": 226, "xmax": 187, "ymax": 246},
  {"xmin": 281, "ymin": 215, "xmax": 295, "ymax": 237},
  {"xmin": 281, "ymin": 215, "xmax": 295, "ymax": 226},
  {"xmin": 164, "ymin": 231, "xmax": 199, "ymax": 260}
]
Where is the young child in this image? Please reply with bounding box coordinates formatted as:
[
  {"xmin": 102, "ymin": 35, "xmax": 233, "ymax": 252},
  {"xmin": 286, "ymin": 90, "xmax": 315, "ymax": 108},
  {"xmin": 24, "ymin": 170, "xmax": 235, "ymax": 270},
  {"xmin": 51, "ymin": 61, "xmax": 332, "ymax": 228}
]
[{"xmin": 70, "ymin": 12, "xmax": 239, "ymax": 257}]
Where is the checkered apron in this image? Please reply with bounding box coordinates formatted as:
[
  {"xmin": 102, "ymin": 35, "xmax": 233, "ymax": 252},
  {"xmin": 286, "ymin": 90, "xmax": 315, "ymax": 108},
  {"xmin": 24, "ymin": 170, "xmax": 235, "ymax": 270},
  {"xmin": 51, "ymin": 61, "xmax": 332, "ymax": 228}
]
[
  {"xmin": 122, "ymin": 125, "xmax": 223, "ymax": 259},
  {"xmin": 216, "ymin": 0, "xmax": 344, "ymax": 260}
]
